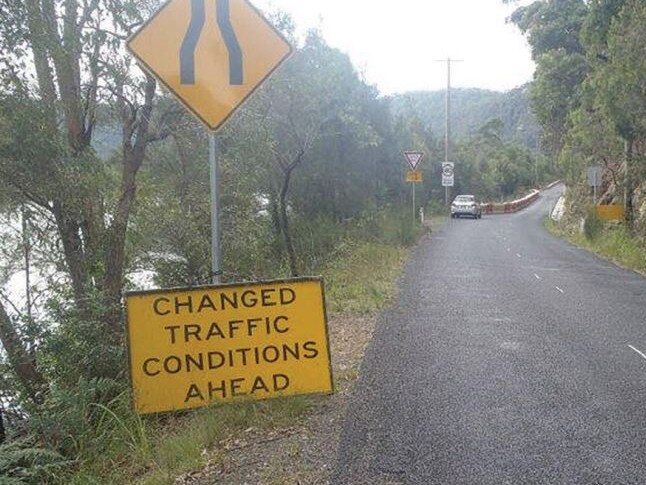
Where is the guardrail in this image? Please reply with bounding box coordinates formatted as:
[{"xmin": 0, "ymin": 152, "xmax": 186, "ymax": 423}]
[
  {"xmin": 481, "ymin": 190, "xmax": 541, "ymax": 215},
  {"xmin": 542, "ymin": 180, "xmax": 562, "ymax": 190}
]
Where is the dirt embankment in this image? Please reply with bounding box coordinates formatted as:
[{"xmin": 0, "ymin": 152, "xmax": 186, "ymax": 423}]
[{"xmin": 176, "ymin": 313, "xmax": 379, "ymax": 485}]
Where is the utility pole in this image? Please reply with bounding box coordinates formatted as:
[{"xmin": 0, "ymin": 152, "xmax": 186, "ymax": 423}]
[{"xmin": 435, "ymin": 57, "xmax": 463, "ymax": 205}]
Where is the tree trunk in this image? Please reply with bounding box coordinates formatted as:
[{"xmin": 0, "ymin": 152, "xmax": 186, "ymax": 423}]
[
  {"xmin": 21, "ymin": 206, "xmax": 34, "ymax": 352},
  {"xmin": 102, "ymin": 75, "xmax": 157, "ymax": 335},
  {"xmin": 279, "ymin": 167, "xmax": 299, "ymax": 277},
  {"xmin": 0, "ymin": 304, "xmax": 45, "ymax": 405},
  {"xmin": 0, "ymin": 405, "xmax": 5, "ymax": 444}
]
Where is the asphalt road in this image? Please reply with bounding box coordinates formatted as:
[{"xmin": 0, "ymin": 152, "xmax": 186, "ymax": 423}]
[{"xmin": 333, "ymin": 186, "xmax": 646, "ymax": 485}]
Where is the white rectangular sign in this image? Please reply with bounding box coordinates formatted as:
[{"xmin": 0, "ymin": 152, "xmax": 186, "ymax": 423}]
[
  {"xmin": 442, "ymin": 162, "xmax": 454, "ymax": 187},
  {"xmin": 587, "ymin": 166, "xmax": 603, "ymax": 187}
]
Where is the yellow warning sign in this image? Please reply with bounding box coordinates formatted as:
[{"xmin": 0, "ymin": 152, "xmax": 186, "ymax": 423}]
[
  {"xmin": 595, "ymin": 204, "xmax": 625, "ymax": 221},
  {"xmin": 127, "ymin": 0, "xmax": 293, "ymax": 131},
  {"xmin": 126, "ymin": 278, "xmax": 333, "ymax": 414},
  {"xmin": 406, "ymin": 170, "xmax": 423, "ymax": 183}
]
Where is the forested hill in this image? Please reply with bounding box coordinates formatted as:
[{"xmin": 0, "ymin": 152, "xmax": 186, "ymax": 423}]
[{"xmin": 390, "ymin": 86, "xmax": 539, "ymax": 146}]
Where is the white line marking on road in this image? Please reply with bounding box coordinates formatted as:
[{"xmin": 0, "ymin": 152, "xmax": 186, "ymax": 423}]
[
  {"xmin": 555, "ymin": 286, "xmax": 564, "ymax": 294},
  {"xmin": 516, "ymin": 253, "xmax": 522, "ymax": 258},
  {"xmin": 628, "ymin": 345, "xmax": 646, "ymax": 361},
  {"xmin": 534, "ymin": 274, "xmax": 541, "ymax": 280}
]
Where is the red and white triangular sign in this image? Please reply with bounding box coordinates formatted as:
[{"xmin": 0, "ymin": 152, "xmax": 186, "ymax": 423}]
[{"xmin": 404, "ymin": 151, "xmax": 424, "ymax": 170}]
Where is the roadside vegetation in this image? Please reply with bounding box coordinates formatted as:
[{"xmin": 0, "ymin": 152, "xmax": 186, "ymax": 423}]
[
  {"xmin": 17, "ymin": 209, "xmax": 415, "ymax": 485},
  {"xmin": 546, "ymin": 217, "xmax": 646, "ymax": 275},
  {"xmin": 510, "ymin": 0, "xmax": 646, "ymax": 240}
]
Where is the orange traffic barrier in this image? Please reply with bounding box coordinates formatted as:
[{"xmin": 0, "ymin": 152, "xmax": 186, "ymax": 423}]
[{"xmin": 481, "ymin": 190, "xmax": 540, "ymax": 215}]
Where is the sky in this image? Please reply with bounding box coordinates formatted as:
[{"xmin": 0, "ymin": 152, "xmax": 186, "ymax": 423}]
[{"xmin": 254, "ymin": 0, "xmax": 535, "ymax": 95}]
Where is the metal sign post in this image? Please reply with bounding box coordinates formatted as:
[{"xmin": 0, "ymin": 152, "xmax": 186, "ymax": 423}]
[
  {"xmin": 209, "ymin": 133, "xmax": 221, "ymax": 284},
  {"xmin": 413, "ymin": 184, "xmax": 417, "ymax": 223},
  {"xmin": 404, "ymin": 152, "xmax": 424, "ymax": 224},
  {"xmin": 442, "ymin": 162, "xmax": 455, "ymax": 204},
  {"xmin": 128, "ymin": 0, "xmax": 293, "ymax": 285}
]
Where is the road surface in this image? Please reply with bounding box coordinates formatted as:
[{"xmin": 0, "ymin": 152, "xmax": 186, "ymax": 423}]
[{"xmin": 333, "ymin": 186, "xmax": 646, "ymax": 484}]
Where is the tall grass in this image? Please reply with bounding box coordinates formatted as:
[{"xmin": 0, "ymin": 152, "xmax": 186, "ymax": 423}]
[
  {"xmin": 57, "ymin": 394, "xmax": 313, "ymax": 484},
  {"xmin": 546, "ymin": 219, "xmax": 646, "ymax": 274}
]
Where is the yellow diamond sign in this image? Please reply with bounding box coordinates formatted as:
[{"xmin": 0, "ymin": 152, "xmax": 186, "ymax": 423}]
[{"xmin": 128, "ymin": 0, "xmax": 293, "ymax": 131}]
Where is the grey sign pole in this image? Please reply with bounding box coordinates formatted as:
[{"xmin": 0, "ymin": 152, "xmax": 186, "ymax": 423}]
[
  {"xmin": 209, "ymin": 132, "xmax": 222, "ymax": 284},
  {"xmin": 436, "ymin": 57, "xmax": 463, "ymax": 205},
  {"xmin": 413, "ymin": 182, "xmax": 417, "ymax": 223}
]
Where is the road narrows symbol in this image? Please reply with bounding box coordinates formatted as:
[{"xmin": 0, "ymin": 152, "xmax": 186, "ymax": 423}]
[
  {"xmin": 217, "ymin": 0, "xmax": 244, "ymax": 85},
  {"xmin": 129, "ymin": 0, "xmax": 292, "ymax": 130},
  {"xmin": 180, "ymin": 0, "xmax": 244, "ymax": 86},
  {"xmin": 180, "ymin": 0, "xmax": 206, "ymax": 85}
]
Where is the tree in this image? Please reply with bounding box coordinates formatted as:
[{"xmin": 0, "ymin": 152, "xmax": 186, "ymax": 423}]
[
  {"xmin": 257, "ymin": 31, "xmax": 382, "ymax": 275},
  {"xmin": 0, "ymin": 0, "xmax": 169, "ymax": 388},
  {"xmin": 509, "ymin": 0, "xmax": 589, "ymax": 154},
  {"xmin": 588, "ymin": 0, "xmax": 646, "ymax": 225}
]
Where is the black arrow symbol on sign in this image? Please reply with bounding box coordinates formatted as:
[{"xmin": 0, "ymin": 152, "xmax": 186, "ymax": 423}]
[{"xmin": 180, "ymin": 0, "xmax": 244, "ymax": 86}]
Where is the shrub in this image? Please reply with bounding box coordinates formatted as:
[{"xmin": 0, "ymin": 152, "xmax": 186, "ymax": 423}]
[
  {"xmin": 583, "ymin": 207, "xmax": 603, "ymax": 240},
  {"xmin": 0, "ymin": 439, "xmax": 70, "ymax": 484}
]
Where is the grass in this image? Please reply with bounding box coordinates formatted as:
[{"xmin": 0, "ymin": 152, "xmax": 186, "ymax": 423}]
[
  {"xmin": 323, "ymin": 242, "xmax": 409, "ymax": 314},
  {"xmin": 62, "ymin": 396, "xmax": 313, "ymax": 484},
  {"xmin": 546, "ymin": 219, "xmax": 646, "ymax": 275}
]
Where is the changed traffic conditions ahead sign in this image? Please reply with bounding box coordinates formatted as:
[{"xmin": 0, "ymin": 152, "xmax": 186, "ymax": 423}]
[
  {"xmin": 126, "ymin": 278, "xmax": 333, "ymax": 414},
  {"xmin": 442, "ymin": 162, "xmax": 455, "ymax": 187},
  {"xmin": 404, "ymin": 151, "xmax": 424, "ymax": 171},
  {"xmin": 127, "ymin": 0, "xmax": 293, "ymax": 131}
]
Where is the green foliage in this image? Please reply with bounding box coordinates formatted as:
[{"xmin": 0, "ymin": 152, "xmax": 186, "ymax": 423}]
[
  {"xmin": 583, "ymin": 208, "xmax": 604, "ymax": 240},
  {"xmin": 547, "ymin": 219, "xmax": 646, "ymax": 274},
  {"xmin": 512, "ymin": 0, "xmax": 645, "ymax": 230},
  {"xmin": 530, "ymin": 49, "xmax": 588, "ymax": 147},
  {"xmin": 29, "ymin": 378, "xmax": 130, "ymax": 460},
  {"xmin": 452, "ymin": 118, "xmax": 540, "ymax": 199},
  {"xmin": 594, "ymin": 0, "xmax": 646, "ymax": 142},
  {"xmin": 58, "ymin": 394, "xmax": 313, "ymax": 484},
  {"xmin": 41, "ymin": 294, "xmax": 127, "ymax": 385},
  {"xmin": 510, "ymin": 0, "xmax": 587, "ymax": 59},
  {"xmin": 323, "ymin": 241, "xmax": 407, "ymax": 315},
  {"xmin": 0, "ymin": 439, "xmax": 70, "ymax": 484},
  {"xmin": 390, "ymin": 87, "xmax": 540, "ymax": 146}
]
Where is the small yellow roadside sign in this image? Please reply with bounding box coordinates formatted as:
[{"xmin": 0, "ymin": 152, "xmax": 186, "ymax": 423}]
[
  {"xmin": 126, "ymin": 278, "xmax": 332, "ymax": 414},
  {"xmin": 406, "ymin": 170, "xmax": 423, "ymax": 183},
  {"xmin": 595, "ymin": 205, "xmax": 625, "ymax": 221},
  {"xmin": 127, "ymin": 0, "xmax": 293, "ymax": 131}
]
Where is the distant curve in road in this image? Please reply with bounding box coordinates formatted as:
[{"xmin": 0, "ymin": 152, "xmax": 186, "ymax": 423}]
[{"xmin": 333, "ymin": 186, "xmax": 646, "ymax": 485}]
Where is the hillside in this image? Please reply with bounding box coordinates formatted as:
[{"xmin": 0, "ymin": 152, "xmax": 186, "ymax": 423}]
[{"xmin": 389, "ymin": 86, "xmax": 539, "ymax": 147}]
